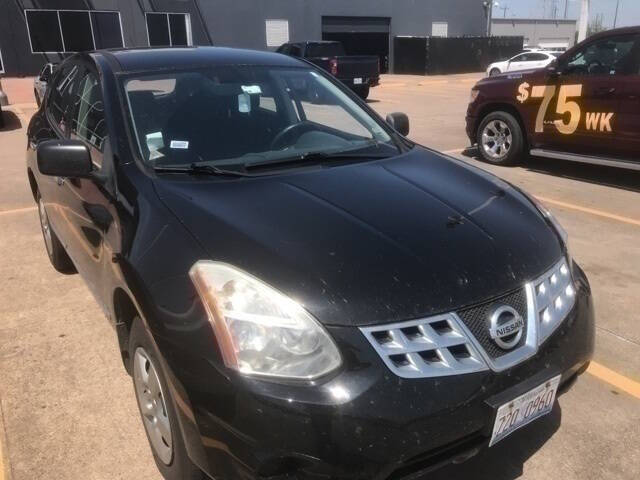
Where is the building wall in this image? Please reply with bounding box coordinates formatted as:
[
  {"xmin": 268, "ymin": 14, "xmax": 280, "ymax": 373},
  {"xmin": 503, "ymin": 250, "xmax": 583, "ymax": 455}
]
[
  {"xmin": 0, "ymin": 0, "xmax": 487, "ymax": 76},
  {"xmin": 491, "ymin": 19, "xmax": 577, "ymax": 49}
]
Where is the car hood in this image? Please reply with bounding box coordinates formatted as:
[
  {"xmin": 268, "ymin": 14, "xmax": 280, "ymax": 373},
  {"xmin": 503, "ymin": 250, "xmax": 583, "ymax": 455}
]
[
  {"xmin": 477, "ymin": 68, "xmax": 545, "ymax": 84},
  {"xmin": 153, "ymin": 147, "xmax": 563, "ymax": 327}
]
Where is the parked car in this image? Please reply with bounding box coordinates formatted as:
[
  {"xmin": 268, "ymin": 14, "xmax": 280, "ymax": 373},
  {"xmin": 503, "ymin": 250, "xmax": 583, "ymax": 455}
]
[
  {"xmin": 486, "ymin": 51, "xmax": 556, "ymax": 76},
  {"xmin": 277, "ymin": 40, "xmax": 379, "ymax": 99},
  {"xmin": 468, "ymin": 26, "xmax": 640, "ymax": 169},
  {"xmin": 27, "ymin": 47, "xmax": 594, "ymax": 480},
  {"xmin": 34, "ymin": 63, "xmax": 55, "ymax": 107}
]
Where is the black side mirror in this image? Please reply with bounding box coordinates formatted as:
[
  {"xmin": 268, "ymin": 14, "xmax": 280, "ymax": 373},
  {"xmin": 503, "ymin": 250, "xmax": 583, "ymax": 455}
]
[
  {"xmin": 386, "ymin": 112, "xmax": 410, "ymax": 136},
  {"xmin": 37, "ymin": 140, "xmax": 93, "ymax": 178}
]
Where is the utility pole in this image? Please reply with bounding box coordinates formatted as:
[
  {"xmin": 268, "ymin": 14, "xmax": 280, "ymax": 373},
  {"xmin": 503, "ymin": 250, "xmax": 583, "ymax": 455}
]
[
  {"xmin": 484, "ymin": 2, "xmax": 495, "ymax": 36},
  {"xmin": 577, "ymin": 0, "xmax": 589, "ymax": 42},
  {"xmin": 613, "ymin": 0, "xmax": 621, "ymax": 28},
  {"xmin": 499, "ymin": 5, "xmax": 509, "ymax": 18},
  {"xmin": 564, "ymin": 0, "xmax": 569, "ymax": 19}
]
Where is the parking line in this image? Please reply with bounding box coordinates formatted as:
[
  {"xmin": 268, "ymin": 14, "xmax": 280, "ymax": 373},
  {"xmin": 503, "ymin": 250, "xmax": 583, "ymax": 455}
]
[
  {"xmin": 536, "ymin": 196, "xmax": 640, "ymax": 228},
  {"xmin": 587, "ymin": 361, "xmax": 640, "ymax": 400},
  {"xmin": 0, "ymin": 206, "xmax": 36, "ymax": 216}
]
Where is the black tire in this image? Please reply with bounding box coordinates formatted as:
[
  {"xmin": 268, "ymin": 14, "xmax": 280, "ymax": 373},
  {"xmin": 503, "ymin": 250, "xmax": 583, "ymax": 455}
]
[
  {"xmin": 37, "ymin": 193, "xmax": 76, "ymax": 274},
  {"xmin": 489, "ymin": 68, "xmax": 501, "ymax": 76},
  {"xmin": 128, "ymin": 317, "xmax": 205, "ymax": 480},
  {"xmin": 354, "ymin": 85, "xmax": 370, "ymax": 100},
  {"xmin": 476, "ymin": 111, "xmax": 525, "ymax": 166}
]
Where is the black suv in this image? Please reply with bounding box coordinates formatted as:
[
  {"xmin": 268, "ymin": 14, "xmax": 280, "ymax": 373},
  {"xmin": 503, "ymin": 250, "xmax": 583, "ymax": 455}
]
[{"xmin": 27, "ymin": 47, "xmax": 594, "ymax": 480}]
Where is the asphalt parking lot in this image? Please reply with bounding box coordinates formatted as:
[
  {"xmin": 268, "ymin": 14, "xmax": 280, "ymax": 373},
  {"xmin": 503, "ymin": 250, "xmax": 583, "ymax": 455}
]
[{"xmin": 1, "ymin": 73, "xmax": 639, "ymax": 480}]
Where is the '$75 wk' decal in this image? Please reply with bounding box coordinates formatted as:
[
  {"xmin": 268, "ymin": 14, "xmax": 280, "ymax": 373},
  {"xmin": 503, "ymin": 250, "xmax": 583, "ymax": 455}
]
[{"xmin": 516, "ymin": 82, "xmax": 614, "ymax": 134}]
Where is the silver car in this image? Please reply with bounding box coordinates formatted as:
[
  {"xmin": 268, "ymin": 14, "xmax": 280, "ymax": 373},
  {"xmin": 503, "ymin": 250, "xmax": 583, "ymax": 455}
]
[{"xmin": 34, "ymin": 63, "xmax": 55, "ymax": 107}]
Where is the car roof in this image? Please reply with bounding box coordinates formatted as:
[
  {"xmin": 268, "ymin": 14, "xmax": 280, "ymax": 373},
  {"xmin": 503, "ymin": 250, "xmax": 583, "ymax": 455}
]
[{"xmin": 95, "ymin": 46, "xmax": 304, "ymax": 73}]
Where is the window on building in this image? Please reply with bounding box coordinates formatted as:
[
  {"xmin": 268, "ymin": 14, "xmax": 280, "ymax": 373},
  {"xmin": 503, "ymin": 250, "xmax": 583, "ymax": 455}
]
[
  {"xmin": 26, "ymin": 10, "xmax": 64, "ymax": 53},
  {"xmin": 432, "ymin": 22, "xmax": 448, "ymax": 38},
  {"xmin": 59, "ymin": 11, "xmax": 95, "ymax": 52},
  {"xmin": 25, "ymin": 9, "xmax": 123, "ymax": 53},
  {"xmin": 146, "ymin": 13, "xmax": 192, "ymax": 47},
  {"xmin": 91, "ymin": 12, "xmax": 124, "ymax": 49},
  {"xmin": 266, "ymin": 20, "xmax": 289, "ymax": 47}
]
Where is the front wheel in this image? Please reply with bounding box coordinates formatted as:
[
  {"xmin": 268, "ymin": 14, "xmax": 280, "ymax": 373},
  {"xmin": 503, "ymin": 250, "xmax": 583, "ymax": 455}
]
[
  {"xmin": 37, "ymin": 194, "xmax": 76, "ymax": 273},
  {"xmin": 129, "ymin": 318, "xmax": 205, "ymax": 480},
  {"xmin": 476, "ymin": 111, "xmax": 525, "ymax": 165},
  {"xmin": 354, "ymin": 85, "xmax": 370, "ymax": 100},
  {"xmin": 489, "ymin": 68, "xmax": 501, "ymax": 76}
]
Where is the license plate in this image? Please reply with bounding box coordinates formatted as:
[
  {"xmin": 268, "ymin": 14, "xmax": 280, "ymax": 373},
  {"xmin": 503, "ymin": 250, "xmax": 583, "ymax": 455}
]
[
  {"xmin": 354, "ymin": 78, "xmax": 363, "ymax": 85},
  {"xmin": 489, "ymin": 375, "xmax": 561, "ymax": 447}
]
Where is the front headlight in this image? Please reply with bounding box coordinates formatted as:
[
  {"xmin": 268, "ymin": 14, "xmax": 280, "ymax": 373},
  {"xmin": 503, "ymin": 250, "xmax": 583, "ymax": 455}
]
[
  {"xmin": 470, "ymin": 88, "xmax": 480, "ymax": 103},
  {"xmin": 189, "ymin": 261, "xmax": 342, "ymax": 380}
]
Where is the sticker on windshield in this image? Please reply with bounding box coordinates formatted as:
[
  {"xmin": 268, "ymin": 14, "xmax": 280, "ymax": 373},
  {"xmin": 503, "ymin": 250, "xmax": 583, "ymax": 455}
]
[
  {"xmin": 241, "ymin": 85, "xmax": 262, "ymax": 95},
  {"xmin": 238, "ymin": 93, "xmax": 251, "ymax": 113},
  {"xmin": 170, "ymin": 140, "xmax": 189, "ymax": 149}
]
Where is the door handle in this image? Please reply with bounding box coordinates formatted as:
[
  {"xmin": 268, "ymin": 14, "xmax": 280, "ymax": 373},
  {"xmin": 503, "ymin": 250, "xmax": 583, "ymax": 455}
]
[{"xmin": 595, "ymin": 87, "xmax": 616, "ymax": 96}]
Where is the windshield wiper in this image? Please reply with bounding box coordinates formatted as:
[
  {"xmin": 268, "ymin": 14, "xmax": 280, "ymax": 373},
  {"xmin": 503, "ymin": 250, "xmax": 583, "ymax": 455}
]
[
  {"xmin": 245, "ymin": 150, "xmax": 390, "ymax": 171},
  {"xmin": 153, "ymin": 163, "xmax": 252, "ymax": 178}
]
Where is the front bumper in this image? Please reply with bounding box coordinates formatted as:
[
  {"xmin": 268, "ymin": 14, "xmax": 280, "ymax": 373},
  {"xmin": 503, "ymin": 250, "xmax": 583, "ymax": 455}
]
[{"xmin": 165, "ymin": 263, "xmax": 594, "ymax": 480}]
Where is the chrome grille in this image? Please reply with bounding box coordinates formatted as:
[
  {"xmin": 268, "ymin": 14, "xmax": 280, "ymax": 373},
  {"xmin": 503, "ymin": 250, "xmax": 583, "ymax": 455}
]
[
  {"xmin": 360, "ymin": 314, "xmax": 489, "ymax": 378},
  {"xmin": 533, "ymin": 258, "xmax": 576, "ymax": 344},
  {"xmin": 456, "ymin": 288, "xmax": 528, "ymax": 358},
  {"xmin": 361, "ymin": 257, "xmax": 574, "ymax": 378}
]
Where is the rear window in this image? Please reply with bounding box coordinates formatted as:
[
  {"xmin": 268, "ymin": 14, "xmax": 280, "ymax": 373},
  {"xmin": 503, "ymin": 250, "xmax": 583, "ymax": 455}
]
[{"xmin": 306, "ymin": 43, "xmax": 345, "ymax": 58}]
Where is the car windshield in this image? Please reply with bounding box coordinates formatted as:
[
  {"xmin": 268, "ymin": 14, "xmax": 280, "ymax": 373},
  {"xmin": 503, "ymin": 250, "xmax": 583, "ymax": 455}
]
[{"xmin": 123, "ymin": 65, "xmax": 398, "ymax": 170}]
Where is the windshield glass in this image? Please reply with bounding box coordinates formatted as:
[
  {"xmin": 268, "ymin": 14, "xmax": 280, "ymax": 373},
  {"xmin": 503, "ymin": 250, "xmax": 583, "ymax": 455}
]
[
  {"xmin": 124, "ymin": 65, "xmax": 397, "ymax": 170},
  {"xmin": 306, "ymin": 43, "xmax": 345, "ymax": 57}
]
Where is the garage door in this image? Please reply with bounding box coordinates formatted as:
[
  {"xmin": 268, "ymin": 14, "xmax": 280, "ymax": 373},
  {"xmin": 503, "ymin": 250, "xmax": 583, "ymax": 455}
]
[{"xmin": 322, "ymin": 16, "xmax": 391, "ymax": 73}]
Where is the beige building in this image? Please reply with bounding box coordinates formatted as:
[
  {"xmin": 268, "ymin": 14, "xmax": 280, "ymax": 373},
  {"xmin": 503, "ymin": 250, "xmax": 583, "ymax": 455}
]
[{"xmin": 491, "ymin": 18, "xmax": 577, "ymax": 51}]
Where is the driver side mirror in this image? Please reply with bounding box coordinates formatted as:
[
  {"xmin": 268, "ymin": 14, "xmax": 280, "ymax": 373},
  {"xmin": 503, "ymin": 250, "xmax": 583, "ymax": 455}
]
[
  {"xmin": 386, "ymin": 112, "xmax": 410, "ymax": 136},
  {"xmin": 37, "ymin": 140, "xmax": 93, "ymax": 178},
  {"xmin": 546, "ymin": 60, "xmax": 561, "ymax": 77}
]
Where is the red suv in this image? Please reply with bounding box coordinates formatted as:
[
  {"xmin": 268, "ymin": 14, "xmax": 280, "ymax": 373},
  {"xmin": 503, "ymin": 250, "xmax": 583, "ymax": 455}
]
[{"xmin": 466, "ymin": 27, "xmax": 640, "ymax": 170}]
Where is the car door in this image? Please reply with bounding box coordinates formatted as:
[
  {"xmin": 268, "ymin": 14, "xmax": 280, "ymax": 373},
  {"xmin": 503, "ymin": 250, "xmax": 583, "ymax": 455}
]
[
  {"xmin": 605, "ymin": 36, "xmax": 640, "ymax": 160},
  {"xmin": 507, "ymin": 53, "xmax": 530, "ymax": 72},
  {"xmin": 534, "ymin": 33, "xmax": 638, "ymax": 157},
  {"xmin": 59, "ymin": 65, "xmax": 117, "ymax": 305}
]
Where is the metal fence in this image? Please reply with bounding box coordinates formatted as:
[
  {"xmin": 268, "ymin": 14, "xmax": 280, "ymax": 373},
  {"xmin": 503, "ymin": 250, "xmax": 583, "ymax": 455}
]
[{"xmin": 394, "ymin": 36, "xmax": 523, "ymax": 75}]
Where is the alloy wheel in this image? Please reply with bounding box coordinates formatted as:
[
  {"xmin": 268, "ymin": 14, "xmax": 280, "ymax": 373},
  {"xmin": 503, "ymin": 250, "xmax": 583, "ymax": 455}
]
[
  {"xmin": 38, "ymin": 198, "xmax": 54, "ymax": 256},
  {"xmin": 481, "ymin": 120, "xmax": 512, "ymax": 161},
  {"xmin": 133, "ymin": 347, "xmax": 173, "ymax": 465}
]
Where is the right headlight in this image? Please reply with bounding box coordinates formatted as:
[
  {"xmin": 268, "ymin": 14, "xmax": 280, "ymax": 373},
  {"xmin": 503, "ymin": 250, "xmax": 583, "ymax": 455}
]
[
  {"xmin": 189, "ymin": 261, "xmax": 342, "ymax": 380},
  {"xmin": 521, "ymin": 191, "xmax": 569, "ymax": 247},
  {"xmin": 470, "ymin": 88, "xmax": 480, "ymax": 103}
]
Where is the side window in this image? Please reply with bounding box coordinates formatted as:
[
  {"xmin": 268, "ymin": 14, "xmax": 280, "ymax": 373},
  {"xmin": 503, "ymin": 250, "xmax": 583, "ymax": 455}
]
[
  {"xmin": 511, "ymin": 54, "xmax": 528, "ymax": 62},
  {"xmin": 70, "ymin": 71, "xmax": 107, "ymax": 165},
  {"xmin": 47, "ymin": 64, "xmax": 82, "ymax": 136},
  {"xmin": 529, "ymin": 53, "xmax": 549, "ymax": 61},
  {"xmin": 564, "ymin": 35, "xmax": 639, "ymax": 75}
]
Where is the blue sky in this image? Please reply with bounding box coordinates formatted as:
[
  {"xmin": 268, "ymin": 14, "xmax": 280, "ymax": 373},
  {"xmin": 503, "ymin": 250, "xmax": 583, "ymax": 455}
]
[{"xmin": 494, "ymin": 0, "xmax": 639, "ymax": 28}]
